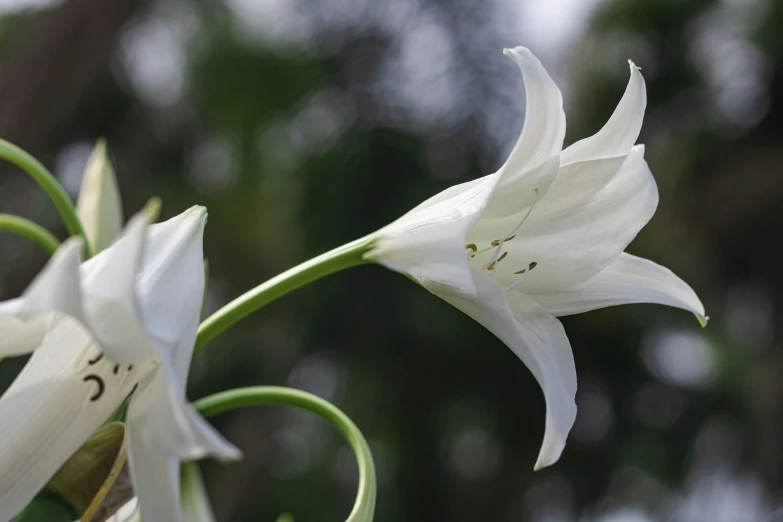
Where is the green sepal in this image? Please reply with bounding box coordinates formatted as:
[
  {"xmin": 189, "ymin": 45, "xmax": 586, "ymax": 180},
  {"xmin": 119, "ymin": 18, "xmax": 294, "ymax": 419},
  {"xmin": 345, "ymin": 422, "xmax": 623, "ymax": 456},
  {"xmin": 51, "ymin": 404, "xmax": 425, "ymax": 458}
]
[{"xmin": 46, "ymin": 422, "xmax": 125, "ymax": 513}]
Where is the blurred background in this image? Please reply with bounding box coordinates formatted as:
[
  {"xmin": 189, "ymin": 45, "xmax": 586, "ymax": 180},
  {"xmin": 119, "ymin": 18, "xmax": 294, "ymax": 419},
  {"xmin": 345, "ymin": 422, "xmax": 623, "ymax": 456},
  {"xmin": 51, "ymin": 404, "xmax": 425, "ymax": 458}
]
[{"xmin": 0, "ymin": 0, "xmax": 781, "ymax": 520}]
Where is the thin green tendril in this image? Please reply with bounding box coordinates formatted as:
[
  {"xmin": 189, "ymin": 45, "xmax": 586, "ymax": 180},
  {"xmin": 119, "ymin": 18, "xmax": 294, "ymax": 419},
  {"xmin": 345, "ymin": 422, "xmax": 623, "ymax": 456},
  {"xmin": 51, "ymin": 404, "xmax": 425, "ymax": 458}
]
[
  {"xmin": 0, "ymin": 214, "xmax": 61, "ymax": 255},
  {"xmin": 0, "ymin": 139, "xmax": 90, "ymax": 257},
  {"xmin": 195, "ymin": 386, "xmax": 376, "ymax": 522}
]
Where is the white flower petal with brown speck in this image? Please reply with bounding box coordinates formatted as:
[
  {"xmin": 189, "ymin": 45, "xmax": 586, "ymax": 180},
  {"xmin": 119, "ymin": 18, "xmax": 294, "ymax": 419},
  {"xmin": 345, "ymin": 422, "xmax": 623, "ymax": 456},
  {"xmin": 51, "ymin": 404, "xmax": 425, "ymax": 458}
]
[
  {"xmin": 0, "ymin": 206, "xmax": 240, "ymax": 522},
  {"xmin": 366, "ymin": 46, "xmax": 706, "ymax": 470}
]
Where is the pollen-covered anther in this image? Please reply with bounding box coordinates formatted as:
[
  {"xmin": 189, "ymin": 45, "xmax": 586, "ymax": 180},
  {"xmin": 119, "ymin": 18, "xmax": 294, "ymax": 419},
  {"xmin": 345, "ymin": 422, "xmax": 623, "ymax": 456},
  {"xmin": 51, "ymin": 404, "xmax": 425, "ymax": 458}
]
[
  {"xmin": 505, "ymin": 261, "xmax": 538, "ymax": 292},
  {"xmin": 465, "ymin": 243, "xmax": 477, "ymax": 253},
  {"xmin": 490, "ymin": 239, "xmax": 501, "ymax": 247},
  {"xmin": 505, "ymin": 234, "xmax": 516, "ymax": 241},
  {"xmin": 487, "ymin": 252, "xmax": 509, "ymax": 272}
]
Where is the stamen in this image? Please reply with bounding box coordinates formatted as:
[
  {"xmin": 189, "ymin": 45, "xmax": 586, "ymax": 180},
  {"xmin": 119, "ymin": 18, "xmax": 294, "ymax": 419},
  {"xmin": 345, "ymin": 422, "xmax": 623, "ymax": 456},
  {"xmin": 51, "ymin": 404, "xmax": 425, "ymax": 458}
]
[
  {"xmin": 465, "ymin": 243, "xmax": 477, "ymax": 253},
  {"xmin": 486, "ymin": 251, "xmax": 509, "ymax": 278},
  {"xmin": 83, "ymin": 375, "xmax": 106, "ymax": 402},
  {"xmin": 492, "ymin": 236, "xmax": 516, "ymax": 247},
  {"xmin": 113, "ymin": 364, "xmax": 120, "ymax": 375},
  {"xmin": 480, "ymin": 188, "xmax": 539, "ymax": 270},
  {"xmin": 472, "ymin": 241, "xmax": 500, "ymax": 258},
  {"xmin": 505, "ymin": 261, "xmax": 538, "ymax": 292},
  {"xmin": 88, "ymin": 352, "xmax": 104, "ymax": 365},
  {"xmin": 504, "ymin": 188, "xmax": 539, "ymax": 239}
]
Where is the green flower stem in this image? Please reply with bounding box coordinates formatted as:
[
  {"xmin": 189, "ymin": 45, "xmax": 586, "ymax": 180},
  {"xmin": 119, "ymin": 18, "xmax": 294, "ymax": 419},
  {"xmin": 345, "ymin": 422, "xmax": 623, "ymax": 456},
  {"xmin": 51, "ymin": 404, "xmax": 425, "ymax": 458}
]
[
  {"xmin": 195, "ymin": 386, "xmax": 376, "ymax": 522},
  {"xmin": 0, "ymin": 139, "xmax": 90, "ymax": 257},
  {"xmin": 195, "ymin": 236, "xmax": 374, "ymax": 352},
  {"xmin": 0, "ymin": 214, "xmax": 61, "ymax": 255}
]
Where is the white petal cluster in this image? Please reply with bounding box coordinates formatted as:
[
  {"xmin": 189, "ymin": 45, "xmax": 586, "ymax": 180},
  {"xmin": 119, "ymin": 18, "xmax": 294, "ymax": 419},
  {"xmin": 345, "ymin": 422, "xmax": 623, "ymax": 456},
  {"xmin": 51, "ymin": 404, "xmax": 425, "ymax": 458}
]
[
  {"xmin": 0, "ymin": 206, "xmax": 240, "ymax": 522},
  {"xmin": 367, "ymin": 47, "xmax": 705, "ymax": 469}
]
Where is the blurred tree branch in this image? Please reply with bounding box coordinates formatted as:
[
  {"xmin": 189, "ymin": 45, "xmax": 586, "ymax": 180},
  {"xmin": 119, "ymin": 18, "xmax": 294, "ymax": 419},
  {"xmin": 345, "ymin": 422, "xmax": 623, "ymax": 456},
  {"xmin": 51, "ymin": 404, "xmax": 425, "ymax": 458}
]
[{"xmin": 0, "ymin": 0, "xmax": 150, "ymax": 155}]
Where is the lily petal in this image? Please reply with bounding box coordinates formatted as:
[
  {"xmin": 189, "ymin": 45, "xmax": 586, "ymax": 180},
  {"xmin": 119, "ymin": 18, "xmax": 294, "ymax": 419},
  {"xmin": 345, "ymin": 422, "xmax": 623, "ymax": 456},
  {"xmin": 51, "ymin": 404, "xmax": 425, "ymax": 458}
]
[
  {"xmin": 401, "ymin": 48, "xmax": 564, "ymax": 221},
  {"xmin": 128, "ymin": 366, "xmax": 241, "ymax": 462},
  {"xmin": 137, "ymin": 207, "xmax": 207, "ymax": 369},
  {"xmin": 126, "ymin": 423, "xmax": 181, "ymax": 522},
  {"xmin": 81, "ymin": 208, "xmax": 157, "ymax": 365},
  {"xmin": 561, "ymin": 61, "xmax": 646, "ymax": 165},
  {"xmin": 76, "ymin": 140, "xmax": 124, "ymax": 254},
  {"xmin": 126, "ymin": 365, "xmax": 240, "ymax": 522},
  {"xmin": 434, "ymin": 272, "xmax": 576, "ymax": 469},
  {"xmin": 0, "ymin": 316, "xmax": 140, "ymax": 520},
  {"xmin": 499, "ymin": 47, "xmax": 566, "ymax": 178},
  {"xmin": 492, "ymin": 145, "xmax": 658, "ymax": 293},
  {"xmin": 481, "ymin": 155, "xmax": 560, "ymax": 220},
  {"xmin": 368, "ymin": 175, "xmax": 498, "ymax": 294},
  {"xmin": 0, "ymin": 239, "xmax": 85, "ymax": 357},
  {"xmin": 530, "ymin": 253, "xmax": 706, "ymax": 320},
  {"xmin": 19, "ymin": 238, "xmax": 85, "ymax": 320}
]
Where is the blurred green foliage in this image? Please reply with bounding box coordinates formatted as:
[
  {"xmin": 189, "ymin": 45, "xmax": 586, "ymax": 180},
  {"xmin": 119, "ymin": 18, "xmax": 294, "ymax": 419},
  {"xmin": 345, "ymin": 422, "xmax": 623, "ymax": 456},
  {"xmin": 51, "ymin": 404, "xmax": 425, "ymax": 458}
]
[{"xmin": 1, "ymin": 0, "xmax": 782, "ymax": 521}]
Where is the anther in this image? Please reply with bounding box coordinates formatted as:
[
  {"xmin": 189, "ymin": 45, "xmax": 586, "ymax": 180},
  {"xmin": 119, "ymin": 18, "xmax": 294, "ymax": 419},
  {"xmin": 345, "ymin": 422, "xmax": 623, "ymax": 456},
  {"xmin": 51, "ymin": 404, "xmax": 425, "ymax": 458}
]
[
  {"xmin": 505, "ymin": 261, "xmax": 539, "ymax": 292},
  {"xmin": 496, "ymin": 252, "xmax": 508, "ymax": 263},
  {"xmin": 113, "ymin": 364, "xmax": 120, "ymax": 375},
  {"xmin": 83, "ymin": 375, "xmax": 105, "ymax": 402},
  {"xmin": 88, "ymin": 352, "xmax": 104, "ymax": 365},
  {"xmin": 491, "ymin": 235, "xmax": 516, "ymax": 249},
  {"xmin": 128, "ymin": 365, "xmax": 134, "ymax": 371},
  {"xmin": 487, "ymin": 261, "xmax": 497, "ymax": 271},
  {"xmin": 479, "ymin": 188, "xmax": 540, "ymax": 270},
  {"xmin": 465, "ymin": 243, "xmax": 477, "ymax": 253}
]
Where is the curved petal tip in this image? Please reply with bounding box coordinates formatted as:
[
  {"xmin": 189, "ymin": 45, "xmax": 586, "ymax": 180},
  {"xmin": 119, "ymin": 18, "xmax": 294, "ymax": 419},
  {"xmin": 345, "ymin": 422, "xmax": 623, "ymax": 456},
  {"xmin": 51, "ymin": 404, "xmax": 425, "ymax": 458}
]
[
  {"xmin": 503, "ymin": 46, "xmax": 531, "ymax": 58},
  {"xmin": 537, "ymin": 401, "xmax": 576, "ymax": 471},
  {"xmin": 142, "ymin": 197, "xmax": 162, "ymax": 223},
  {"xmin": 174, "ymin": 205, "xmax": 208, "ymax": 229},
  {"xmin": 696, "ymin": 313, "xmax": 709, "ymax": 328}
]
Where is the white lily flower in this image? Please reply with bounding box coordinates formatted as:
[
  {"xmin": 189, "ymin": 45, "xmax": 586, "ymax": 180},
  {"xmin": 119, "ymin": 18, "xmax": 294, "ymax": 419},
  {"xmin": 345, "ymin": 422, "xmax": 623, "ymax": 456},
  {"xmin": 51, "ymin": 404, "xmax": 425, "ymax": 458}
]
[
  {"xmin": 76, "ymin": 139, "xmax": 123, "ymax": 254},
  {"xmin": 366, "ymin": 46, "xmax": 706, "ymax": 470},
  {"xmin": 0, "ymin": 205, "xmax": 241, "ymax": 522}
]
